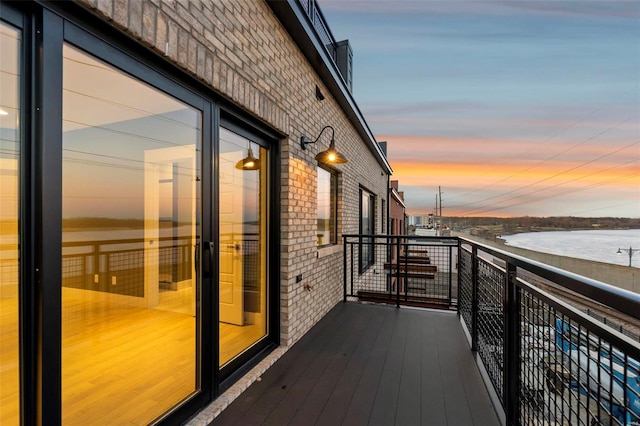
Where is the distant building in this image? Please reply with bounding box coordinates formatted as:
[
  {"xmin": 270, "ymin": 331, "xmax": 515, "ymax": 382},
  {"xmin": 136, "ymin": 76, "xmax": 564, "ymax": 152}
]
[
  {"xmin": 389, "ymin": 181, "xmax": 406, "ymax": 235},
  {"xmin": 408, "ymin": 214, "xmax": 425, "ymax": 227}
]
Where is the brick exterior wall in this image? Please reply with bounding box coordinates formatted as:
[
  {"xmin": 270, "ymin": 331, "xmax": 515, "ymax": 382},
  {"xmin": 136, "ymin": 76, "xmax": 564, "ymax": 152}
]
[
  {"xmin": 76, "ymin": 0, "xmax": 390, "ymax": 346},
  {"xmin": 390, "ymin": 180, "xmax": 405, "ymax": 235}
]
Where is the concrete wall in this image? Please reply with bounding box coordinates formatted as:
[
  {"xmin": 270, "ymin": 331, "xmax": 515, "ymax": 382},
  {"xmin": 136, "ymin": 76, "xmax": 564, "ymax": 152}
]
[
  {"xmin": 458, "ymin": 233, "xmax": 640, "ymax": 294},
  {"xmin": 76, "ymin": 0, "xmax": 390, "ymax": 345}
]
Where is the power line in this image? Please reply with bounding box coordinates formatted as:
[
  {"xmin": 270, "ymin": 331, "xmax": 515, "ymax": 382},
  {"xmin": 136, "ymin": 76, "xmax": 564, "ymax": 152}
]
[
  {"xmin": 453, "ymin": 140, "xmax": 639, "ymax": 216},
  {"xmin": 560, "ymin": 201, "xmax": 640, "ymax": 216},
  {"xmin": 63, "ymin": 118, "xmax": 192, "ymax": 147},
  {"xmin": 63, "ymin": 87, "xmax": 197, "ymax": 130},
  {"xmin": 447, "ymin": 104, "xmax": 624, "ymax": 203},
  {"xmin": 455, "ymin": 171, "xmax": 638, "ymax": 216}
]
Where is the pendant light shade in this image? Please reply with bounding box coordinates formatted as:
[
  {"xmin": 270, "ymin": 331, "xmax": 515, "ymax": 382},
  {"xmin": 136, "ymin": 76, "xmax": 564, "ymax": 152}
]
[
  {"xmin": 314, "ymin": 139, "xmax": 348, "ymax": 164},
  {"xmin": 300, "ymin": 125, "xmax": 348, "ymax": 165},
  {"xmin": 235, "ymin": 145, "xmax": 260, "ymax": 170}
]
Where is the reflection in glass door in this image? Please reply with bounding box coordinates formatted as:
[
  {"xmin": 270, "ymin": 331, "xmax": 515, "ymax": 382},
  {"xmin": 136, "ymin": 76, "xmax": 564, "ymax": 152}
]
[
  {"xmin": 219, "ymin": 128, "xmax": 268, "ymax": 366},
  {"xmin": 0, "ymin": 21, "xmax": 21, "ymax": 426},
  {"xmin": 61, "ymin": 44, "xmax": 201, "ymax": 424}
]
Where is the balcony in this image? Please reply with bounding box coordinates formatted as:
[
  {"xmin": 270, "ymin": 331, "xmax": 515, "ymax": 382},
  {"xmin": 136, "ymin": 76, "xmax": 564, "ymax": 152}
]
[
  {"xmin": 209, "ymin": 236, "xmax": 640, "ymax": 426},
  {"xmin": 211, "ymin": 302, "xmax": 499, "ymax": 425}
]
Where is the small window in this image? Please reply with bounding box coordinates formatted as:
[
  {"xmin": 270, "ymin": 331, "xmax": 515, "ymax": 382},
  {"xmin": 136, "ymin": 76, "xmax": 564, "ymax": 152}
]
[
  {"xmin": 359, "ymin": 188, "xmax": 375, "ymax": 271},
  {"xmin": 317, "ymin": 166, "xmax": 337, "ymax": 246}
]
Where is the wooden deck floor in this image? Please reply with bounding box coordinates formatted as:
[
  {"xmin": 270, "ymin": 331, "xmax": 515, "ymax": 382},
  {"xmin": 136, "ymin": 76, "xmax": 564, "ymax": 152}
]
[{"xmin": 212, "ymin": 302, "xmax": 500, "ymax": 426}]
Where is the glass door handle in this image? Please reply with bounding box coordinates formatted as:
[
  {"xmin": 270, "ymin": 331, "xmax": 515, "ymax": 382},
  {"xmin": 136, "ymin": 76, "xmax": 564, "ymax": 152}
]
[{"xmin": 202, "ymin": 241, "xmax": 214, "ymax": 278}]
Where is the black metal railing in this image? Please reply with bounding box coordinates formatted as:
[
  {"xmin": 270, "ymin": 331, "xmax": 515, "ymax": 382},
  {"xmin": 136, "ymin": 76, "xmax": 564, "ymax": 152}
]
[
  {"xmin": 343, "ymin": 234, "xmax": 458, "ymax": 309},
  {"xmin": 345, "ymin": 235, "xmax": 640, "ymax": 425},
  {"xmin": 62, "ymin": 236, "xmax": 194, "ymax": 297},
  {"xmin": 297, "ymin": 0, "xmax": 353, "ymax": 91},
  {"xmin": 459, "ymin": 237, "xmax": 640, "ymax": 426},
  {"xmin": 60, "ymin": 233, "xmax": 259, "ymax": 298},
  {"xmin": 299, "ymin": 0, "xmax": 339, "ymax": 63}
]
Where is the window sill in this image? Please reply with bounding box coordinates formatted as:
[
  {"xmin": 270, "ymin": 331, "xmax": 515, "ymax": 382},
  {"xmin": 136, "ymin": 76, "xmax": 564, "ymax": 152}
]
[{"xmin": 317, "ymin": 244, "xmax": 342, "ymax": 259}]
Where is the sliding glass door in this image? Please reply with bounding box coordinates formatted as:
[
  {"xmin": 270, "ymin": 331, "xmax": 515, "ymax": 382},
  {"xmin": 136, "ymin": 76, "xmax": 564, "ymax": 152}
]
[
  {"xmin": 219, "ymin": 127, "xmax": 269, "ymax": 367},
  {"xmin": 61, "ymin": 44, "xmax": 201, "ymax": 424},
  {"xmin": 0, "ymin": 6, "xmax": 276, "ymax": 422}
]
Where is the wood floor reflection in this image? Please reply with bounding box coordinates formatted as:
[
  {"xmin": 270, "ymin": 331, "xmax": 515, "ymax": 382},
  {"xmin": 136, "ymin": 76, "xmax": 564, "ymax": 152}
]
[
  {"xmin": 220, "ymin": 321, "xmax": 265, "ymax": 367},
  {"xmin": 61, "ymin": 288, "xmax": 196, "ymax": 425},
  {"xmin": 1, "ymin": 287, "xmax": 266, "ymax": 424}
]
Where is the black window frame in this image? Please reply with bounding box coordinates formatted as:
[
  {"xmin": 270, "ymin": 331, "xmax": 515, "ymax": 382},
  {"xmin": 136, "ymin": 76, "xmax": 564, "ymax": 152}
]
[
  {"xmin": 2, "ymin": 2, "xmax": 283, "ymax": 424},
  {"xmin": 316, "ymin": 164, "xmax": 338, "ymax": 247},
  {"xmin": 217, "ymin": 112, "xmax": 280, "ymax": 389},
  {"xmin": 359, "ymin": 187, "xmax": 375, "ymax": 272}
]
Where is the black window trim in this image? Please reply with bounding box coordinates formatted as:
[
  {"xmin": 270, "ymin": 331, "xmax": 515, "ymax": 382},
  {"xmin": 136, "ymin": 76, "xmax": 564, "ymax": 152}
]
[
  {"xmin": 317, "ymin": 164, "xmax": 338, "ymax": 248},
  {"xmin": 2, "ymin": 2, "xmax": 283, "ymax": 424},
  {"xmin": 358, "ymin": 186, "xmax": 376, "ymax": 273}
]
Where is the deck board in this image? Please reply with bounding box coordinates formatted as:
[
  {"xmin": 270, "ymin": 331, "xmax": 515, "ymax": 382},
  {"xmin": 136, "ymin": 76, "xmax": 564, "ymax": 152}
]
[
  {"xmin": 313, "ymin": 311, "xmax": 385, "ymax": 425},
  {"xmin": 212, "ymin": 302, "xmax": 500, "ymax": 426},
  {"xmin": 340, "ymin": 307, "xmax": 396, "ymax": 426},
  {"xmin": 420, "ymin": 322, "xmax": 448, "ymax": 425},
  {"xmin": 396, "ymin": 316, "xmax": 423, "ymax": 426}
]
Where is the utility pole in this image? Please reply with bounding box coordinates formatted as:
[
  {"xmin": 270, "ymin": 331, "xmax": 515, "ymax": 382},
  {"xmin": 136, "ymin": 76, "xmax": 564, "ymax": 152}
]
[
  {"xmin": 435, "ymin": 191, "xmax": 439, "ymax": 235},
  {"xmin": 439, "ymin": 186, "xmax": 443, "ymax": 235}
]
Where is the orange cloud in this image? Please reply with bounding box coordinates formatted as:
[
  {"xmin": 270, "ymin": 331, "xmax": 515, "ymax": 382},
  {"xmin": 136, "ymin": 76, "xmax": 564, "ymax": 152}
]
[{"xmin": 380, "ymin": 135, "xmax": 639, "ymax": 217}]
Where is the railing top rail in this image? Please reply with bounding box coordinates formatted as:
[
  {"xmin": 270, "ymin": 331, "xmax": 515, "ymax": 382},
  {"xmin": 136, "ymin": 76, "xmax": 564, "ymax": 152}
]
[
  {"xmin": 342, "ymin": 234, "xmax": 458, "ymax": 244},
  {"xmin": 343, "ymin": 234, "xmax": 457, "ymax": 238},
  {"xmin": 58, "ymin": 233, "xmax": 261, "ymax": 248},
  {"xmin": 299, "ymin": 0, "xmax": 339, "ymax": 51},
  {"xmin": 61, "ymin": 236, "xmax": 193, "ymax": 247},
  {"xmin": 459, "ymin": 236, "xmax": 640, "ymax": 320}
]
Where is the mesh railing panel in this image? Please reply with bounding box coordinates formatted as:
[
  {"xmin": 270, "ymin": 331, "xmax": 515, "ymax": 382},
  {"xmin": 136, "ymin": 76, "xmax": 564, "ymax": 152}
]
[
  {"xmin": 299, "ymin": 0, "xmax": 338, "ymax": 61},
  {"xmin": 344, "ymin": 237, "xmax": 399, "ymax": 303},
  {"xmin": 61, "ymin": 238, "xmax": 192, "ymax": 297},
  {"xmin": 519, "ymin": 286, "xmax": 640, "ymax": 426},
  {"xmin": 476, "ymin": 256, "xmax": 505, "ymax": 403},
  {"xmin": 344, "ymin": 235, "xmax": 457, "ymax": 309},
  {"xmin": 458, "ymin": 247, "xmax": 473, "ymax": 332}
]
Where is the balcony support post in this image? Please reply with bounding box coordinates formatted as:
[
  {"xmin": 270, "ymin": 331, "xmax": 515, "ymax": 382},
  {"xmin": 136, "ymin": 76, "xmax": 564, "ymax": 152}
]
[
  {"xmin": 395, "ymin": 237, "xmax": 401, "ymax": 308},
  {"xmin": 343, "ymin": 235, "xmax": 347, "ymax": 302},
  {"xmin": 448, "ymin": 245, "xmax": 453, "ymax": 303},
  {"xmin": 457, "ymin": 239, "xmax": 462, "ymax": 319},
  {"xmin": 350, "ymin": 242, "xmax": 354, "ymax": 298},
  {"xmin": 471, "ymin": 245, "xmax": 479, "ymax": 351},
  {"xmin": 504, "ymin": 261, "xmax": 520, "ymax": 425}
]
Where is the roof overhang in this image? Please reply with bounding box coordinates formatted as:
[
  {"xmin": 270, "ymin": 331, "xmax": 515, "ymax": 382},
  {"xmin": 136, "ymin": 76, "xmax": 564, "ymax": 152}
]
[
  {"xmin": 390, "ymin": 187, "xmax": 406, "ymax": 208},
  {"xmin": 268, "ymin": 0, "xmax": 393, "ymax": 174}
]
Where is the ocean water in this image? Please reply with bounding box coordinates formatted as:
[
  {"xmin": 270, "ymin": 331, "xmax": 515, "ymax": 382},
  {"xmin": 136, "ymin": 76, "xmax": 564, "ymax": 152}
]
[{"xmin": 502, "ymin": 229, "xmax": 640, "ymax": 268}]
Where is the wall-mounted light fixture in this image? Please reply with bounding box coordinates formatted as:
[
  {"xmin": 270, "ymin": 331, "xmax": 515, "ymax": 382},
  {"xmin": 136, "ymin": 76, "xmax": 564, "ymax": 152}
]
[
  {"xmin": 300, "ymin": 125, "xmax": 348, "ymax": 165},
  {"xmin": 235, "ymin": 144, "xmax": 260, "ymax": 170}
]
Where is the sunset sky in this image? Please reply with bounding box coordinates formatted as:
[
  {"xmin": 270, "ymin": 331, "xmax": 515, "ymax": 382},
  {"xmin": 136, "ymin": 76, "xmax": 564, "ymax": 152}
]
[{"xmin": 319, "ymin": 0, "xmax": 640, "ymax": 217}]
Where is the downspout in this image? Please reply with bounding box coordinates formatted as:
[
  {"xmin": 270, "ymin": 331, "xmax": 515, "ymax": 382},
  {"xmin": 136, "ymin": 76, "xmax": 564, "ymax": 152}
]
[{"xmin": 387, "ymin": 174, "xmax": 391, "ymax": 235}]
